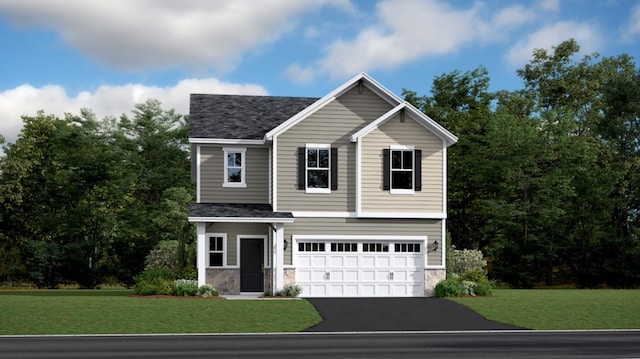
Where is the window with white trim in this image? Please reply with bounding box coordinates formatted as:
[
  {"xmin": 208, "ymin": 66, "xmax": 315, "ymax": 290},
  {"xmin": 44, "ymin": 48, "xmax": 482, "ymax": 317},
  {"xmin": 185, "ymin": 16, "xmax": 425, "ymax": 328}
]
[
  {"xmin": 383, "ymin": 146, "xmax": 422, "ymax": 194},
  {"xmin": 298, "ymin": 144, "xmax": 338, "ymax": 193},
  {"xmin": 223, "ymin": 148, "xmax": 246, "ymax": 187},
  {"xmin": 207, "ymin": 234, "xmax": 225, "ymax": 267}
]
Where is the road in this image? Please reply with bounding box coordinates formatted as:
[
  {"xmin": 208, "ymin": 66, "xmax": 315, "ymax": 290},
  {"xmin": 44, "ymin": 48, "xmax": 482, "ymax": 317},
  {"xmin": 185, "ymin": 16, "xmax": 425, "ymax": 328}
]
[{"xmin": 1, "ymin": 331, "xmax": 639, "ymax": 359}]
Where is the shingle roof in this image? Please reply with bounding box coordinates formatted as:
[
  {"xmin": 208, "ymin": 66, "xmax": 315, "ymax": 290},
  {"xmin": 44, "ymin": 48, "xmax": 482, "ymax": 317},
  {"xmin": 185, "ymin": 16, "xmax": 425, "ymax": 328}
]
[
  {"xmin": 189, "ymin": 94, "xmax": 319, "ymax": 140},
  {"xmin": 188, "ymin": 203, "xmax": 293, "ymax": 220}
]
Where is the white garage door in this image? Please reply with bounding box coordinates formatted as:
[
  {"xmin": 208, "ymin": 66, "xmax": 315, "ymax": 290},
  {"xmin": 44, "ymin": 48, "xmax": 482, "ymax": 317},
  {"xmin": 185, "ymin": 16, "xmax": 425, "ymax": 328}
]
[{"xmin": 295, "ymin": 240, "xmax": 425, "ymax": 297}]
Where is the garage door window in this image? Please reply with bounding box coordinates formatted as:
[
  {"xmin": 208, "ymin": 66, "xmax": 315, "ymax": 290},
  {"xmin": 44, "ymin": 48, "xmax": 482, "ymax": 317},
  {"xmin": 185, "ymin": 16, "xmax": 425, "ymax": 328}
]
[
  {"xmin": 362, "ymin": 243, "xmax": 389, "ymax": 252},
  {"xmin": 299, "ymin": 242, "xmax": 325, "ymax": 252},
  {"xmin": 331, "ymin": 242, "xmax": 357, "ymax": 252},
  {"xmin": 395, "ymin": 243, "xmax": 421, "ymax": 252}
]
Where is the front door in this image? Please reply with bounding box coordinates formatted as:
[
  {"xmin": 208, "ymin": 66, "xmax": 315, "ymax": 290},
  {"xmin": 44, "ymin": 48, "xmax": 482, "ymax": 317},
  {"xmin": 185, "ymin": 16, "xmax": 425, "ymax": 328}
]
[{"xmin": 240, "ymin": 238, "xmax": 264, "ymax": 292}]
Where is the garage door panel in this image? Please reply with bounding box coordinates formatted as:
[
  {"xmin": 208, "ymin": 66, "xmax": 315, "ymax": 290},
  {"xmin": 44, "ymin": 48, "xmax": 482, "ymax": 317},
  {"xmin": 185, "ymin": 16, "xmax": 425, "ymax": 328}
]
[{"xmin": 296, "ymin": 240, "xmax": 425, "ymax": 297}]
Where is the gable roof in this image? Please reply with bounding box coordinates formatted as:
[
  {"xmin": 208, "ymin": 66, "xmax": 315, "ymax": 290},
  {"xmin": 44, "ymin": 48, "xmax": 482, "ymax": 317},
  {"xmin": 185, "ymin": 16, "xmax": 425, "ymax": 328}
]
[
  {"xmin": 350, "ymin": 102, "xmax": 458, "ymax": 147},
  {"xmin": 189, "ymin": 94, "xmax": 318, "ymax": 141},
  {"xmin": 264, "ymin": 72, "xmax": 404, "ymax": 140}
]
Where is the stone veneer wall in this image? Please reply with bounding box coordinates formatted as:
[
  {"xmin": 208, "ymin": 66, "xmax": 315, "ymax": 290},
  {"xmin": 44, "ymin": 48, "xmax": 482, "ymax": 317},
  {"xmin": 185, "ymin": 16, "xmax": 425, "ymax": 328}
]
[
  {"xmin": 283, "ymin": 268, "xmax": 296, "ymax": 287},
  {"xmin": 206, "ymin": 269, "xmax": 240, "ymax": 295},
  {"xmin": 424, "ymin": 269, "xmax": 446, "ymax": 297}
]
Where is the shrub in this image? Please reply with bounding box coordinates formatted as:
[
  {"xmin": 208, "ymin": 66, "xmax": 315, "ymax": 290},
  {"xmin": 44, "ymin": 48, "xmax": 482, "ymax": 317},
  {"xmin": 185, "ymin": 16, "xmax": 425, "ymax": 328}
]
[
  {"xmin": 279, "ymin": 284, "xmax": 303, "ymax": 297},
  {"xmin": 450, "ymin": 247, "xmax": 487, "ymax": 278},
  {"xmin": 175, "ymin": 279, "xmax": 198, "ymax": 296},
  {"xmin": 144, "ymin": 241, "xmax": 180, "ymax": 273},
  {"xmin": 197, "ymin": 284, "xmax": 218, "ymax": 297},
  {"xmin": 461, "ymin": 280, "xmax": 477, "ymax": 296},
  {"xmin": 434, "ymin": 279, "xmax": 462, "ymax": 297},
  {"xmin": 473, "ymin": 280, "xmax": 494, "ymax": 296},
  {"xmin": 133, "ymin": 269, "xmax": 177, "ymax": 296}
]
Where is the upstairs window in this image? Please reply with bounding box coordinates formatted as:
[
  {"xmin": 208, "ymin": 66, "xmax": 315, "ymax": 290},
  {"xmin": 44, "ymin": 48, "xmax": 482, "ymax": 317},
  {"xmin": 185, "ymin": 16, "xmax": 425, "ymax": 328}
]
[
  {"xmin": 223, "ymin": 148, "xmax": 246, "ymax": 187},
  {"xmin": 383, "ymin": 146, "xmax": 422, "ymax": 194},
  {"xmin": 298, "ymin": 145, "xmax": 338, "ymax": 193}
]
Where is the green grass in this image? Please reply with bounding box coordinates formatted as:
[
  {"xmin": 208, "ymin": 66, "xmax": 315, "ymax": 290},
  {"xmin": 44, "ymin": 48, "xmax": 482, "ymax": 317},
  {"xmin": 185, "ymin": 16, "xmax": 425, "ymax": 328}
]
[
  {"xmin": 0, "ymin": 290, "xmax": 322, "ymax": 335},
  {"xmin": 449, "ymin": 289, "xmax": 640, "ymax": 330}
]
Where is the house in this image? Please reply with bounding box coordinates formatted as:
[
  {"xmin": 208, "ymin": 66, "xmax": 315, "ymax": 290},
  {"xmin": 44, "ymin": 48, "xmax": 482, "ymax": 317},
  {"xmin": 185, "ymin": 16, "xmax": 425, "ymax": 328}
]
[{"xmin": 188, "ymin": 73, "xmax": 458, "ymax": 297}]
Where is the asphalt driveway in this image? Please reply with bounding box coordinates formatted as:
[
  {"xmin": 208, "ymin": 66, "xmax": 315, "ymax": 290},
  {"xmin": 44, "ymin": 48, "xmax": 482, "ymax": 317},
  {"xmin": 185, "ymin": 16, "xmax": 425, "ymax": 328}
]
[{"xmin": 304, "ymin": 298, "xmax": 524, "ymax": 332}]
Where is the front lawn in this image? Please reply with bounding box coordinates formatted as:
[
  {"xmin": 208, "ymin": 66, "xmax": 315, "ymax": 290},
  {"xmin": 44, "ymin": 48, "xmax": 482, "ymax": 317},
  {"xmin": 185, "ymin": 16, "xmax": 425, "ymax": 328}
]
[
  {"xmin": 0, "ymin": 290, "xmax": 322, "ymax": 335},
  {"xmin": 449, "ymin": 289, "xmax": 640, "ymax": 330}
]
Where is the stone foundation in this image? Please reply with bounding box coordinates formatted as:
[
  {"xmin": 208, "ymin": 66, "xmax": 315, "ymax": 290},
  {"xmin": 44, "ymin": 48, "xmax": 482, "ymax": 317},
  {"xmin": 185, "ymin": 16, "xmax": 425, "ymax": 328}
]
[
  {"xmin": 283, "ymin": 268, "xmax": 296, "ymax": 287},
  {"xmin": 424, "ymin": 269, "xmax": 446, "ymax": 297},
  {"xmin": 206, "ymin": 269, "xmax": 240, "ymax": 295}
]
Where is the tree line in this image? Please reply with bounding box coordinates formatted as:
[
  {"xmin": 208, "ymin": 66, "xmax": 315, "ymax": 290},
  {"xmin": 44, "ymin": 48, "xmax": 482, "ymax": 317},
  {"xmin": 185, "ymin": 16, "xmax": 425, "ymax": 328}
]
[
  {"xmin": 0, "ymin": 39, "xmax": 638, "ymax": 288},
  {"xmin": 0, "ymin": 100, "xmax": 194, "ymax": 287},
  {"xmin": 405, "ymin": 39, "xmax": 640, "ymax": 288}
]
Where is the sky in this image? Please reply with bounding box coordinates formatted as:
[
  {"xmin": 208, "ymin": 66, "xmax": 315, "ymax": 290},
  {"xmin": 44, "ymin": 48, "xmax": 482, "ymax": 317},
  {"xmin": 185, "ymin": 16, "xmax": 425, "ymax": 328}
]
[{"xmin": 0, "ymin": 0, "xmax": 639, "ymax": 147}]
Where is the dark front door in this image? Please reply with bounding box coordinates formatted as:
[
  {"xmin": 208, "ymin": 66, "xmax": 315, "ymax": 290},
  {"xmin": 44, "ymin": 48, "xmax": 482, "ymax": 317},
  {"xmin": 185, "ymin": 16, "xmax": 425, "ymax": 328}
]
[{"xmin": 240, "ymin": 239, "xmax": 264, "ymax": 292}]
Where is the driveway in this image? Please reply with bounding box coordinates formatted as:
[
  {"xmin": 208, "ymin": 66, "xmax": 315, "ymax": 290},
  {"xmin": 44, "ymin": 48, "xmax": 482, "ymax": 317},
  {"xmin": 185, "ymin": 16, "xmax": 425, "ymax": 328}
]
[{"xmin": 304, "ymin": 298, "xmax": 524, "ymax": 332}]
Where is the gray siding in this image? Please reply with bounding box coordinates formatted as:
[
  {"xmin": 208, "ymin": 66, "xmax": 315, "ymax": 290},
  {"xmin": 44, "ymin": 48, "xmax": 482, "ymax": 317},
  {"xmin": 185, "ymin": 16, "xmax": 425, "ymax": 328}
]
[
  {"xmin": 206, "ymin": 222, "xmax": 270, "ymax": 266},
  {"xmin": 200, "ymin": 146, "xmax": 269, "ymax": 203},
  {"xmin": 276, "ymin": 85, "xmax": 394, "ymax": 212},
  {"xmin": 361, "ymin": 113, "xmax": 444, "ymax": 213},
  {"xmin": 283, "ymin": 218, "xmax": 443, "ymax": 266}
]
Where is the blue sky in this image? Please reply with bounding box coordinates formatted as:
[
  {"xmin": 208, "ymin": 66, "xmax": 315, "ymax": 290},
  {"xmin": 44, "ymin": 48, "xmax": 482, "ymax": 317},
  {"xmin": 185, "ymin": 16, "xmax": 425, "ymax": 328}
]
[{"xmin": 1, "ymin": 0, "xmax": 639, "ymax": 146}]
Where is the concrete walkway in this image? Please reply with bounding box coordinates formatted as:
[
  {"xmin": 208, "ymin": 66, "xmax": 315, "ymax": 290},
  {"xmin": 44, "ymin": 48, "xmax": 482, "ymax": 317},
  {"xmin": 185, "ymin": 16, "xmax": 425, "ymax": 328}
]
[{"xmin": 304, "ymin": 297, "xmax": 524, "ymax": 332}]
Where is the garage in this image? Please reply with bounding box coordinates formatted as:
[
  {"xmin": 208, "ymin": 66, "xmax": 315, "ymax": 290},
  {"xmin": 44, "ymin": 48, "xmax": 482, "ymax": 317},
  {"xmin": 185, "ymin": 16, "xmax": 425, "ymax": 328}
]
[{"xmin": 293, "ymin": 237, "xmax": 426, "ymax": 297}]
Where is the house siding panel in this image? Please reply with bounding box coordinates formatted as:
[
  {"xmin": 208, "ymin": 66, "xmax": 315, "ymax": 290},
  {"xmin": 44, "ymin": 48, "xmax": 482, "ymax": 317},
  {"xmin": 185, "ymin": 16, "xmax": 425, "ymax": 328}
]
[
  {"xmin": 276, "ymin": 85, "xmax": 393, "ymax": 212},
  {"xmin": 200, "ymin": 146, "xmax": 269, "ymax": 203},
  {"xmin": 361, "ymin": 113, "xmax": 444, "ymax": 213},
  {"xmin": 283, "ymin": 217, "xmax": 442, "ymax": 266},
  {"xmin": 206, "ymin": 222, "xmax": 270, "ymax": 267}
]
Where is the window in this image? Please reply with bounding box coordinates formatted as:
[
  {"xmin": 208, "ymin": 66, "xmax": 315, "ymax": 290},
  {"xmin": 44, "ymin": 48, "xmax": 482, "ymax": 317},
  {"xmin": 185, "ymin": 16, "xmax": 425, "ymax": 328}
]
[
  {"xmin": 362, "ymin": 243, "xmax": 389, "ymax": 252},
  {"xmin": 307, "ymin": 147, "xmax": 330, "ymax": 190},
  {"xmin": 331, "ymin": 242, "xmax": 357, "ymax": 252},
  {"xmin": 395, "ymin": 243, "xmax": 421, "ymax": 253},
  {"xmin": 383, "ymin": 147, "xmax": 422, "ymax": 193},
  {"xmin": 298, "ymin": 145, "xmax": 338, "ymax": 192},
  {"xmin": 298, "ymin": 242, "xmax": 326, "ymax": 252},
  {"xmin": 208, "ymin": 235, "xmax": 225, "ymax": 267},
  {"xmin": 223, "ymin": 148, "xmax": 246, "ymax": 187}
]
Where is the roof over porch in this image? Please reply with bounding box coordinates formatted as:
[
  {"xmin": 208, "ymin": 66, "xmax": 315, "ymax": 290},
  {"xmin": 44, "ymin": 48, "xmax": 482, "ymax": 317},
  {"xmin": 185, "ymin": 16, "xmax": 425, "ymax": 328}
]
[{"xmin": 188, "ymin": 203, "xmax": 294, "ymax": 223}]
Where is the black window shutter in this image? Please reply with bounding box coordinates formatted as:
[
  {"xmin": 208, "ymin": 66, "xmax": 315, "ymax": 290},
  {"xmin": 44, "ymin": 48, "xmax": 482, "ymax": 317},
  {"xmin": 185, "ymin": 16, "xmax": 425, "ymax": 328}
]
[
  {"xmin": 383, "ymin": 149, "xmax": 390, "ymax": 190},
  {"xmin": 414, "ymin": 149, "xmax": 422, "ymax": 191},
  {"xmin": 331, "ymin": 147, "xmax": 338, "ymax": 190},
  {"xmin": 298, "ymin": 147, "xmax": 305, "ymax": 190}
]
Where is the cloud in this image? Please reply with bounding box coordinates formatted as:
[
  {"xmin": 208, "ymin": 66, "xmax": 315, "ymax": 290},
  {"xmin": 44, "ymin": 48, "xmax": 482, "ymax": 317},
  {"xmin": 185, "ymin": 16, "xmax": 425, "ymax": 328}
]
[
  {"xmin": 506, "ymin": 21, "xmax": 603, "ymax": 67},
  {"xmin": 0, "ymin": 0, "xmax": 352, "ymax": 72},
  {"xmin": 0, "ymin": 78, "xmax": 267, "ymax": 147},
  {"xmin": 538, "ymin": 0, "xmax": 560, "ymax": 13},
  {"xmin": 282, "ymin": 63, "xmax": 317, "ymax": 84},
  {"xmin": 285, "ymin": 0, "xmax": 538, "ymax": 81},
  {"xmin": 622, "ymin": 3, "xmax": 640, "ymax": 41}
]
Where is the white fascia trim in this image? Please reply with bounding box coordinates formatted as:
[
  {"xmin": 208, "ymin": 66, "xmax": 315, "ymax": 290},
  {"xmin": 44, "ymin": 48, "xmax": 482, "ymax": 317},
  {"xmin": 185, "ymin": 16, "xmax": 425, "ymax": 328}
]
[
  {"xmin": 272, "ymin": 137, "xmax": 278, "ymax": 211},
  {"xmin": 441, "ymin": 219, "xmax": 447, "ymax": 269},
  {"xmin": 356, "ymin": 212, "xmax": 447, "ymax": 219},
  {"xmin": 350, "ymin": 103, "xmax": 405, "ymax": 142},
  {"xmin": 265, "ymin": 72, "xmax": 403, "ymax": 140},
  {"xmin": 290, "ymin": 211, "xmax": 447, "ymax": 219},
  {"xmin": 355, "ymin": 140, "xmax": 362, "ymax": 214},
  {"xmin": 349, "ymin": 102, "xmax": 459, "ymax": 146},
  {"xmin": 292, "ymin": 211, "xmax": 356, "ymax": 218},
  {"xmin": 189, "ymin": 138, "xmax": 266, "ymax": 145},
  {"xmin": 196, "ymin": 145, "xmax": 201, "ymax": 203},
  {"xmin": 293, "ymin": 234, "xmax": 427, "ymax": 241},
  {"xmin": 442, "ymin": 145, "xmax": 448, "ymax": 214},
  {"xmin": 188, "ymin": 217, "xmax": 295, "ymax": 223}
]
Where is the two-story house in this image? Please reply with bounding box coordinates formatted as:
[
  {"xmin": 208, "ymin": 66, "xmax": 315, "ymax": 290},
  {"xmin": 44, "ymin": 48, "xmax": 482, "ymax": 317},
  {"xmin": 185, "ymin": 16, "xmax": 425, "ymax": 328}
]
[{"xmin": 188, "ymin": 73, "xmax": 457, "ymax": 297}]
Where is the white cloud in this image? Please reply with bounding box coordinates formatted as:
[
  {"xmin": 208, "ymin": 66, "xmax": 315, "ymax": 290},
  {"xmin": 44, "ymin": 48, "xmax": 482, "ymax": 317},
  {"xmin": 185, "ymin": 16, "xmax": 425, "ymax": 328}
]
[
  {"xmin": 282, "ymin": 63, "xmax": 317, "ymax": 84},
  {"xmin": 0, "ymin": 79, "xmax": 267, "ymax": 147},
  {"xmin": 506, "ymin": 21, "xmax": 603, "ymax": 67},
  {"xmin": 538, "ymin": 0, "xmax": 560, "ymax": 13},
  {"xmin": 0, "ymin": 0, "xmax": 352, "ymax": 72},
  {"xmin": 622, "ymin": 3, "xmax": 640, "ymax": 41},
  {"xmin": 285, "ymin": 0, "xmax": 539, "ymax": 81}
]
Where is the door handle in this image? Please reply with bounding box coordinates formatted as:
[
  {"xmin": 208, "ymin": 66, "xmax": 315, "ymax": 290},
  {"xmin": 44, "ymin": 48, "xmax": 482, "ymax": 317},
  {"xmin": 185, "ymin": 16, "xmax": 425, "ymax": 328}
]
[
  {"xmin": 325, "ymin": 272, "xmax": 330, "ymax": 280},
  {"xmin": 389, "ymin": 272, "xmax": 394, "ymax": 280}
]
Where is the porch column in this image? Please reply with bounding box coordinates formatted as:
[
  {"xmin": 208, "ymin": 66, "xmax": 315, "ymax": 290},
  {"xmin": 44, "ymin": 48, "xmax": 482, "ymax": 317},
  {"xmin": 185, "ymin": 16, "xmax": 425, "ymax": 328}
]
[
  {"xmin": 197, "ymin": 222, "xmax": 206, "ymax": 287},
  {"xmin": 273, "ymin": 222, "xmax": 285, "ymax": 293}
]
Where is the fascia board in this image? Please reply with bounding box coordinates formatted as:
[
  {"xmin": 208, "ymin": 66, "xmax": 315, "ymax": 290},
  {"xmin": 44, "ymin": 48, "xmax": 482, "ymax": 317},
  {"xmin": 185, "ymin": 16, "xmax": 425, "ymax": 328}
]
[
  {"xmin": 188, "ymin": 216, "xmax": 295, "ymax": 223},
  {"xmin": 189, "ymin": 138, "xmax": 266, "ymax": 145},
  {"xmin": 350, "ymin": 103, "xmax": 405, "ymax": 142},
  {"xmin": 265, "ymin": 72, "xmax": 403, "ymax": 141}
]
